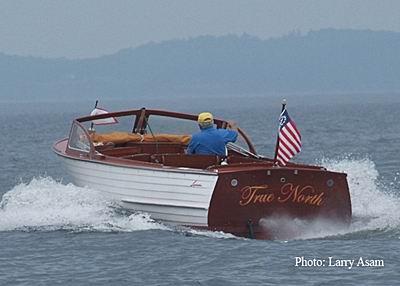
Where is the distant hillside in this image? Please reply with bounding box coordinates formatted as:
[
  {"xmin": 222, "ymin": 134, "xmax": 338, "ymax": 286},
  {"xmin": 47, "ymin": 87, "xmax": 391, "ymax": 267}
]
[{"xmin": 1, "ymin": 29, "xmax": 400, "ymax": 100}]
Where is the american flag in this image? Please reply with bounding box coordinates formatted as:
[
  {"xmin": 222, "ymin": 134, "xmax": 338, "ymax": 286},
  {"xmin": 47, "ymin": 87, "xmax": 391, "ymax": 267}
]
[{"xmin": 276, "ymin": 109, "xmax": 302, "ymax": 166}]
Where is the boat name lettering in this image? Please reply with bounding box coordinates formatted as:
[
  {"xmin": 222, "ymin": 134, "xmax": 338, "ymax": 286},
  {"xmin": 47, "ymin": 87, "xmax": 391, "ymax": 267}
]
[
  {"xmin": 239, "ymin": 183, "xmax": 324, "ymax": 206},
  {"xmin": 278, "ymin": 183, "xmax": 324, "ymax": 206},
  {"xmin": 239, "ymin": 185, "xmax": 274, "ymax": 206}
]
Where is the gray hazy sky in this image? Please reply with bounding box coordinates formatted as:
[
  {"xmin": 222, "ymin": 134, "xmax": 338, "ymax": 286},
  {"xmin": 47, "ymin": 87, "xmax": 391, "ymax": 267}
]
[{"xmin": 1, "ymin": 0, "xmax": 399, "ymax": 59}]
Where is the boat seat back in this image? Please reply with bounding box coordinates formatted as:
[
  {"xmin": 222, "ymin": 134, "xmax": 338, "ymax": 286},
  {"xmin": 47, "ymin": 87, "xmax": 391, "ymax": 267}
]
[
  {"xmin": 125, "ymin": 142, "xmax": 185, "ymax": 154},
  {"xmin": 101, "ymin": 146, "xmax": 142, "ymax": 157},
  {"xmin": 157, "ymin": 153, "xmax": 220, "ymax": 169},
  {"xmin": 98, "ymin": 143, "xmax": 186, "ymax": 157},
  {"xmin": 121, "ymin": 153, "xmax": 152, "ymax": 162}
]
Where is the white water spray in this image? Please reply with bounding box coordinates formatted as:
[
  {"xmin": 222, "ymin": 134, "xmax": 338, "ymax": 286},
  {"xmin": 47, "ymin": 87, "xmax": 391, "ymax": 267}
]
[
  {"xmin": 0, "ymin": 177, "xmax": 167, "ymax": 232},
  {"xmin": 323, "ymin": 157, "xmax": 400, "ymax": 230}
]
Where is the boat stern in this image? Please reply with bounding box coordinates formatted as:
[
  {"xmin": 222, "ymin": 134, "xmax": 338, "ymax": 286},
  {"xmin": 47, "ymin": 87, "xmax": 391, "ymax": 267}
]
[{"xmin": 207, "ymin": 166, "xmax": 351, "ymax": 239}]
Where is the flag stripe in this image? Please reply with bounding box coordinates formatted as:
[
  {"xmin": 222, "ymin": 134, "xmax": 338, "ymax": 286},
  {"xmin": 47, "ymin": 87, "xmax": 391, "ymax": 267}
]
[
  {"xmin": 277, "ymin": 158, "xmax": 286, "ymax": 166},
  {"xmin": 279, "ymin": 138, "xmax": 295, "ymax": 157},
  {"xmin": 279, "ymin": 142, "xmax": 293, "ymax": 160},
  {"xmin": 277, "ymin": 155, "xmax": 287, "ymax": 166},
  {"xmin": 280, "ymin": 130, "xmax": 300, "ymax": 153},
  {"xmin": 283, "ymin": 123, "xmax": 301, "ymax": 147},
  {"xmin": 288, "ymin": 121, "xmax": 301, "ymax": 140},
  {"xmin": 277, "ymin": 152, "xmax": 289, "ymax": 164},
  {"xmin": 281, "ymin": 128, "xmax": 301, "ymax": 152},
  {"xmin": 286, "ymin": 122, "xmax": 302, "ymax": 146}
]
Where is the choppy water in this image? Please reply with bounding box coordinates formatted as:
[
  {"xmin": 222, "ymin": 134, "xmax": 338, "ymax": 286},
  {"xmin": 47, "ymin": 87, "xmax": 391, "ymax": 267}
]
[{"xmin": 1, "ymin": 94, "xmax": 399, "ymax": 285}]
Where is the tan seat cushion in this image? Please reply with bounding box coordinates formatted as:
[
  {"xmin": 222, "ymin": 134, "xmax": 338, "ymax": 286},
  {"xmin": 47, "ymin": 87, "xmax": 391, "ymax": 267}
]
[{"xmin": 91, "ymin": 132, "xmax": 191, "ymax": 145}]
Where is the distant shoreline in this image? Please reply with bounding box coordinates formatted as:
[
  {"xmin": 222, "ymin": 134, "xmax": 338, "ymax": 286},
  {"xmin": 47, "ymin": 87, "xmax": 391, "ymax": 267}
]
[{"xmin": 2, "ymin": 29, "xmax": 400, "ymax": 100}]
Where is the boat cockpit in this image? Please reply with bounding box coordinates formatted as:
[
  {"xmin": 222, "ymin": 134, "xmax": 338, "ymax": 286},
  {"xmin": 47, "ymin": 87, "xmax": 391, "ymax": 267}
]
[{"xmin": 65, "ymin": 108, "xmax": 271, "ymax": 170}]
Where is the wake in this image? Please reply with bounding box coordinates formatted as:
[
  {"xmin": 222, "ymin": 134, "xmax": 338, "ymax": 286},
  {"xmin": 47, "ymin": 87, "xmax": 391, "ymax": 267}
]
[
  {"xmin": 1, "ymin": 157, "xmax": 398, "ymax": 240},
  {"xmin": 0, "ymin": 177, "xmax": 235, "ymax": 239},
  {"xmin": 0, "ymin": 177, "xmax": 167, "ymax": 232}
]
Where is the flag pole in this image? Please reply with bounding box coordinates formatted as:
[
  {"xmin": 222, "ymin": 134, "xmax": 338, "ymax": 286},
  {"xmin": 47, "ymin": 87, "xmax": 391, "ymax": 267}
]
[
  {"xmin": 90, "ymin": 100, "xmax": 99, "ymax": 131},
  {"xmin": 273, "ymin": 98, "xmax": 287, "ymax": 164}
]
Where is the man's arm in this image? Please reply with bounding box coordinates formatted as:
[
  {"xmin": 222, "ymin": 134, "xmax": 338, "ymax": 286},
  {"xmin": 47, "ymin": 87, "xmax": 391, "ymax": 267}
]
[
  {"xmin": 186, "ymin": 136, "xmax": 197, "ymax": 154},
  {"xmin": 224, "ymin": 121, "xmax": 239, "ymax": 143}
]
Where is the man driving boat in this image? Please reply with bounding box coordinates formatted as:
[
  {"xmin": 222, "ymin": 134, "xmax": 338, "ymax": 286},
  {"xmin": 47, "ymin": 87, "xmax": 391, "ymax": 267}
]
[{"xmin": 187, "ymin": 112, "xmax": 238, "ymax": 156}]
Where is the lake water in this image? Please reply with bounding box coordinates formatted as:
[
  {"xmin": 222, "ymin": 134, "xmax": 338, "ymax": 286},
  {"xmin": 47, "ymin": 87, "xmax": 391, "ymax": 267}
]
[{"xmin": 0, "ymin": 93, "xmax": 399, "ymax": 285}]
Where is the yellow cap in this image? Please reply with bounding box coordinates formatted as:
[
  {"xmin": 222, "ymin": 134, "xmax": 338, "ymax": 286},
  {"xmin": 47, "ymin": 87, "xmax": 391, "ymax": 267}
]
[{"xmin": 197, "ymin": 112, "xmax": 214, "ymax": 125}]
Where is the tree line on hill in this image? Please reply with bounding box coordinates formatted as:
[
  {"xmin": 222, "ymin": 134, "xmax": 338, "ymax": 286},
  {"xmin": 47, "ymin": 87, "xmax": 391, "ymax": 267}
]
[{"xmin": 1, "ymin": 28, "xmax": 399, "ymax": 100}]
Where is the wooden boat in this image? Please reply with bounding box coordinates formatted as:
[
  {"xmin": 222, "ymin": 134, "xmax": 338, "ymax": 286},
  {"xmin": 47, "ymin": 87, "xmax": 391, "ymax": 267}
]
[{"xmin": 53, "ymin": 107, "xmax": 352, "ymax": 239}]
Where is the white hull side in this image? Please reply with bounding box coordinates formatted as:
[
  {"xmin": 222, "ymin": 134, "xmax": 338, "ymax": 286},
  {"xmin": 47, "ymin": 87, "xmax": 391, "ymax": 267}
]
[{"xmin": 61, "ymin": 157, "xmax": 218, "ymax": 226}]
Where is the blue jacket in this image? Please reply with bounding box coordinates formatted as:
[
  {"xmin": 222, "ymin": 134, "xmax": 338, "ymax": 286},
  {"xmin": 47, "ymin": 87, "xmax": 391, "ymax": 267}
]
[{"xmin": 187, "ymin": 126, "xmax": 238, "ymax": 156}]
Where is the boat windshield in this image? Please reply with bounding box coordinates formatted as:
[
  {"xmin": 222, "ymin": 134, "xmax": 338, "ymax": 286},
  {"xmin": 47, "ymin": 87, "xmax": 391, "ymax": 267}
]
[
  {"xmin": 145, "ymin": 115, "xmax": 200, "ymax": 135},
  {"xmin": 145, "ymin": 115, "xmax": 251, "ymax": 153},
  {"xmin": 68, "ymin": 123, "xmax": 91, "ymax": 153}
]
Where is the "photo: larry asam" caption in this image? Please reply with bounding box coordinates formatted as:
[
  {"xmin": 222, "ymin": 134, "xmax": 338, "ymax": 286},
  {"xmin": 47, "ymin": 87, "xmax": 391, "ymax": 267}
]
[{"xmin": 294, "ymin": 256, "xmax": 384, "ymax": 269}]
